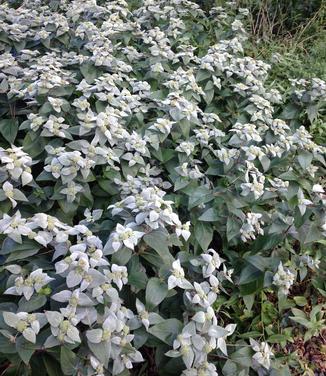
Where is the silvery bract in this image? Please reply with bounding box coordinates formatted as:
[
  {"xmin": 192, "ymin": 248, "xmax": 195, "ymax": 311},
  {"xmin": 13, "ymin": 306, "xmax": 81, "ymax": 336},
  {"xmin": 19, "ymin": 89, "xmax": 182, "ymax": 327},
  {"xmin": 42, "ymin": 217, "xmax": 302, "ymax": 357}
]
[{"xmin": 3, "ymin": 311, "xmax": 46, "ymax": 343}]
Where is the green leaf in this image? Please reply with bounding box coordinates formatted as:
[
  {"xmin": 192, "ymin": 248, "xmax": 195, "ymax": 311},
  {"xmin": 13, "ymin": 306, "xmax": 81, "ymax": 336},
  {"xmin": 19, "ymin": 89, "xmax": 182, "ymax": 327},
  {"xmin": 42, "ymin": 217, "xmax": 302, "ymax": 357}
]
[
  {"xmin": 80, "ymin": 63, "xmax": 98, "ymax": 82},
  {"xmin": 272, "ymin": 366, "xmax": 292, "ymax": 376},
  {"xmin": 111, "ymin": 247, "xmax": 132, "ymax": 265},
  {"xmin": 306, "ymin": 104, "xmax": 319, "ymax": 123},
  {"xmin": 194, "ymin": 222, "xmax": 213, "ymax": 251},
  {"xmin": 1, "ymin": 238, "xmax": 41, "ymax": 255},
  {"xmin": 23, "ymin": 131, "xmax": 46, "ymax": 157},
  {"xmin": 18, "ymin": 295, "xmax": 47, "ymax": 313},
  {"xmin": 128, "ymin": 270, "xmax": 148, "ymax": 289},
  {"xmin": 140, "ymin": 251, "xmax": 163, "ymax": 268},
  {"xmin": 227, "ymin": 217, "xmax": 240, "ymax": 242},
  {"xmin": 293, "ymin": 296, "xmax": 308, "ymax": 307},
  {"xmin": 128, "ymin": 256, "xmax": 148, "ymax": 290},
  {"xmin": 198, "ymin": 207, "xmax": 219, "ymax": 221},
  {"xmin": 148, "ymin": 319, "xmax": 182, "ymax": 346},
  {"xmin": 297, "ymin": 222, "xmax": 323, "ymax": 244},
  {"xmin": 179, "ymin": 119, "xmax": 191, "ymax": 138},
  {"xmin": 0, "ymin": 334, "xmax": 16, "ymax": 354},
  {"xmin": 58, "ymin": 200, "xmax": 78, "ymax": 215},
  {"xmin": 60, "ymin": 347, "xmax": 77, "ymax": 375},
  {"xmin": 239, "ymin": 331, "xmax": 262, "ymax": 339},
  {"xmin": 230, "ymin": 346, "xmax": 252, "ymax": 367},
  {"xmin": 88, "ymin": 341, "xmax": 110, "ymax": 367},
  {"xmin": 145, "ymin": 278, "xmax": 168, "ymax": 310},
  {"xmin": 290, "ymin": 316, "xmax": 310, "ymax": 326},
  {"xmin": 6, "ymin": 248, "xmax": 40, "ymax": 262},
  {"xmin": 291, "ymin": 308, "xmax": 307, "ymax": 319},
  {"xmin": 0, "ymin": 303, "xmax": 17, "ymax": 312},
  {"xmin": 251, "ymin": 234, "xmax": 283, "ymax": 253},
  {"xmin": 222, "ymin": 360, "xmax": 238, "ymax": 376},
  {"xmin": 187, "ymin": 186, "xmax": 214, "ymax": 209},
  {"xmin": 49, "ymin": 85, "xmax": 74, "ymax": 97},
  {"xmin": 13, "ymin": 190, "xmax": 28, "ymax": 202},
  {"xmin": 39, "ymin": 102, "xmax": 53, "ymax": 115},
  {"xmin": 151, "ymin": 148, "xmax": 175, "ymax": 163},
  {"xmin": 170, "ymin": 108, "xmax": 183, "ymax": 121},
  {"xmin": 239, "ymin": 264, "xmax": 262, "ymax": 285},
  {"xmin": 243, "ymin": 294, "xmax": 255, "ymax": 313},
  {"xmin": 196, "ymin": 69, "xmax": 211, "ymax": 82},
  {"xmin": 268, "ymin": 334, "xmax": 289, "ymax": 343},
  {"xmin": 16, "ymin": 335, "xmax": 36, "ymax": 365},
  {"xmin": 204, "ymin": 89, "xmax": 214, "ymax": 104},
  {"xmin": 143, "ymin": 229, "xmax": 174, "ymax": 264},
  {"xmin": 260, "ymin": 155, "xmax": 270, "ymax": 171},
  {"xmin": 297, "ymin": 151, "xmax": 312, "ymax": 169},
  {"xmin": 245, "ymin": 255, "xmax": 270, "ymax": 271},
  {"xmin": 133, "ymin": 327, "xmax": 149, "ymax": 349},
  {"xmin": 239, "ymin": 276, "xmax": 264, "ymax": 296},
  {"xmin": 0, "ymin": 119, "xmax": 18, "ymax": 144},
  {"xmin": 280, "ymin": 103, "xmax": 299, "ymax": 120},
  {"xmin": 43, "ymin": 354, "xmax": 63, "ymax": 376}
]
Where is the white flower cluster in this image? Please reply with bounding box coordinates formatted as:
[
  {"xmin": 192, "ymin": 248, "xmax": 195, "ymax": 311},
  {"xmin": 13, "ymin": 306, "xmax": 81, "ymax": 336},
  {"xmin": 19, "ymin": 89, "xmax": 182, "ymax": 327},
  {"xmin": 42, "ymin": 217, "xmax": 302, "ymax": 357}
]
[
  {"xmin": 290, "ymin": 78, "xmax": 326, "ymax": 102},
  {"xmin": 0, "ymin": 146, "xmax": 33, "ymax": 185},
  {"xmin": 3, "ymin": 312, "xmax": 46, "ymax": 344},
  {"xmin": 273, "ymin": 262, "xmax": 296, "ymax": 295},
  {"xmin": 106, "ymin": 186, "xmax": 188, "ymax": 253},
  {"xmin": 240, "ymin": 212, "xmax": 264, "ymax": 242},
  {"xmin": 0, "ymin": 206, "xmax": 235, "ymax": 374},
  {"xmin": 1, "ymin": 210, "xmax": 143, "ymax": 373},
  {"xmin": 0, "ymin": 181, "xmax": 28, "ymax": 208},
  {"xmin": 4, "ymin": 268, "xmax": 54, "ymax": 300},
  {"xmin": 250, "ymin": 338, "xmax": 274, "ymax": 370},
  {"xmin": 165, "ymin": 249, "xmax": 235, "ymax": 373},
  {"xmin": 44, "ymin": 147, "xmax": 95, "ymax": 183},
  {"xmin": 299, "ymin": 254, "xmax": 320, "ymax": 270}
]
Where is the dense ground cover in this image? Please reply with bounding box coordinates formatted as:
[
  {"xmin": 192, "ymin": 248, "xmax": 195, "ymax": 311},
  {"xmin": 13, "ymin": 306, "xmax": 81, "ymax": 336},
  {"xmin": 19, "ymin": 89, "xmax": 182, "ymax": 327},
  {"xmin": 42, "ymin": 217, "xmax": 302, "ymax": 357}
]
[{"xmin": 0, "ymin": 1, "xmax": 325, "ymax": 375}]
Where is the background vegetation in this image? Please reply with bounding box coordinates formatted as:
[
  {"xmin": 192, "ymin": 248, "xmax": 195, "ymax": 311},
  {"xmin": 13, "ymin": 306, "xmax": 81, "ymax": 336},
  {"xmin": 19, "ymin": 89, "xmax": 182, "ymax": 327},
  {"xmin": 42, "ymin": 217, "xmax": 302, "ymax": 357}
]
[{"xmin": 196, "ymin": 0, "xmax": 326, "ymax": 142}]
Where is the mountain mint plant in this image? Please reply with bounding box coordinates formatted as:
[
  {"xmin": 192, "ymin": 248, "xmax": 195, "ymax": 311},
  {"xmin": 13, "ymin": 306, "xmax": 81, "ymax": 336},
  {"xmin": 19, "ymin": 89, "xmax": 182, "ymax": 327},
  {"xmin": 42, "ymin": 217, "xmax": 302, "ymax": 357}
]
[{"xmin": 0, "ymin": 0, "xmax": 325, "ymax": 375}]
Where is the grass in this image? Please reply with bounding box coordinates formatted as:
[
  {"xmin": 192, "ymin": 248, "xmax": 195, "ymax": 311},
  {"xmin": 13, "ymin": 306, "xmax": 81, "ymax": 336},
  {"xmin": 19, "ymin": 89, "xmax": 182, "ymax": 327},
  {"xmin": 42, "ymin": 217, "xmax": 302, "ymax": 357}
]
[
  {"xmin": 195, "ymin": 0, "xmax": 326, "ymax": 83},
  {"xmin": 241, "ymin": 0, "xmax": 326, "ymax": 84}
]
